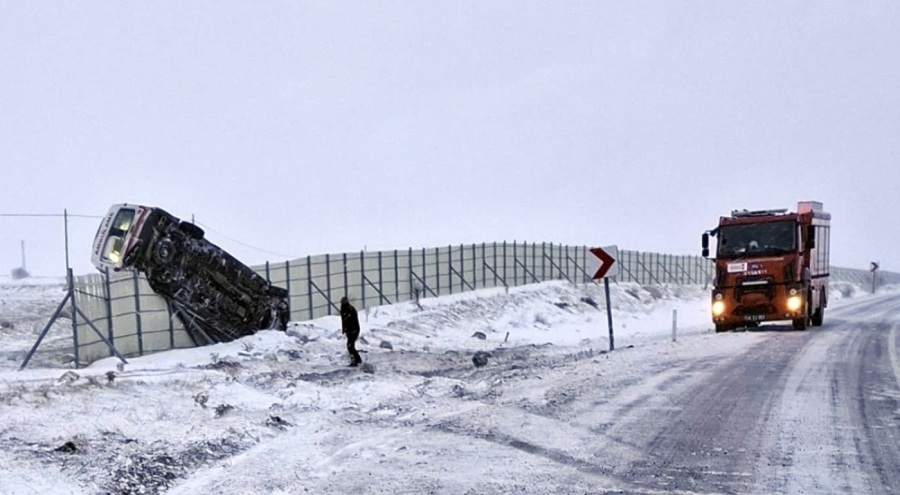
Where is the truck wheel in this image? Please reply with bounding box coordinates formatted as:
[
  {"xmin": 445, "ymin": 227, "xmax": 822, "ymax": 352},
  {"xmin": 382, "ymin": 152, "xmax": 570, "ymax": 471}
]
[
  {"xmin": 792, "ymin": 309, "xmax": 809, "ymax": 330},
  {"xmin": 811, "ymin": 293, "xmax": 824, "ymax": 327},
  {"xmin": 154, "ymin": 239, "xmax": 176, "ymax": 265}
]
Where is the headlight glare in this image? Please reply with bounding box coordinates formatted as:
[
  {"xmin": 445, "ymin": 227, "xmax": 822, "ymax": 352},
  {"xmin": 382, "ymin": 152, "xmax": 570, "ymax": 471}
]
[
  {"xmin": 712, "ymin": 301, "xmax": 726, "ymax": 316},
  {"xmin": 787, "ymin": 295, "xmax": 803, "ymax": 312}
]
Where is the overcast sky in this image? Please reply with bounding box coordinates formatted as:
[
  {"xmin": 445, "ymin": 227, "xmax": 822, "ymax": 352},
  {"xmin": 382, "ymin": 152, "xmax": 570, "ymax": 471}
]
[{"xmin": 2, "ymin": 1, "xmax": 898, "ymax": 277}]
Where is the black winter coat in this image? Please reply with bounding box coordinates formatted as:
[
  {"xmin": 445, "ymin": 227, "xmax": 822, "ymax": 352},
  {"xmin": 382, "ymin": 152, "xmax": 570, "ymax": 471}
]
[{"xmin": 340, "ymin": 301, "xmax": 360, "ymax": 336}]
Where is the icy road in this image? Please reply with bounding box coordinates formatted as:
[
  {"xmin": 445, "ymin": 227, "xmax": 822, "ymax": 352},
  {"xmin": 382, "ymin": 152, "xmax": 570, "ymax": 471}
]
[{"xmin": 1, "ymin": 280, "xmax": 899, "ymax": 494}]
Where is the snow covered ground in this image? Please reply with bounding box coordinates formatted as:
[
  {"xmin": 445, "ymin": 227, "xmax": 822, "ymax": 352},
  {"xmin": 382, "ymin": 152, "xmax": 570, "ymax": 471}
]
[{"xmin": 0, "ymin": 275, "xmax": 881, "ymax": 494}]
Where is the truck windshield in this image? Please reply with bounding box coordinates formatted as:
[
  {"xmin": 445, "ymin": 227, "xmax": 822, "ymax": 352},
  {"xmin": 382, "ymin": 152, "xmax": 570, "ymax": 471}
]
[
  {"xmin": 717, "ymin": 221, "xmax": 796, "ymax": 258},
  {"xmin": 102, "ymin": 209, "xmax": 136, "ymax": 263}
]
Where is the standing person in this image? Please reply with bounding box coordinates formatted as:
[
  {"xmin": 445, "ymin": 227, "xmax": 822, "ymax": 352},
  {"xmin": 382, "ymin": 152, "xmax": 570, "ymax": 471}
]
[{"xmin": 340, "ymin": 296, "xmax": 362, "ymax": 366}]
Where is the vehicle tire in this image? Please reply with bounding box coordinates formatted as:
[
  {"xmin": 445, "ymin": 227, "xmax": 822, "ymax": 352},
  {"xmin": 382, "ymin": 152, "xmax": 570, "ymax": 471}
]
[
  {"xmin": 811, "ymin": 293, "xmax": 824, "ymax": 327},
  {"xmin": 179, "ymin": 221, "xmax": 205, "ymax": 239},
  {"xmin": 154, "ymin": 239, "xmax": 176, "ymax": 265}
]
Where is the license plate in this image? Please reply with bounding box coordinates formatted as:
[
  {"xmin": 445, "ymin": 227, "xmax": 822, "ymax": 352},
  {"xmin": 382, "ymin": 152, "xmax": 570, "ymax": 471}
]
[{"xmin": 744, "ymin": 315, "xmax": 764, "ymax": 322}]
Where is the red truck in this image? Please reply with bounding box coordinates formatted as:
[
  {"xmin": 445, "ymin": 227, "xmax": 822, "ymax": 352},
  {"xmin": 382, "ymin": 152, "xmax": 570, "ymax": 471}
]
[{"xmin": 702, "ymin": 201, "xmax": 831, "ymax": 332}]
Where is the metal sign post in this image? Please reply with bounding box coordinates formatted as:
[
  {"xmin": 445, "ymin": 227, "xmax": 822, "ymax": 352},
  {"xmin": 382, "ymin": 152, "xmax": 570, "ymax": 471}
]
[{"xmin": 588, "ymin": 246, "xmax": 619, "ymax": 351}]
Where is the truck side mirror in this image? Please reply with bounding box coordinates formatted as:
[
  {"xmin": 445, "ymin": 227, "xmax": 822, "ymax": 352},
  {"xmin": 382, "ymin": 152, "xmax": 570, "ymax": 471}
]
[
  {"xmin": 807, "ymin": 226, "xmax": 816, "ymax": 249},
  {"xmin": 701, "ymin": 233, "xmax": 709, "ymax": 258}
]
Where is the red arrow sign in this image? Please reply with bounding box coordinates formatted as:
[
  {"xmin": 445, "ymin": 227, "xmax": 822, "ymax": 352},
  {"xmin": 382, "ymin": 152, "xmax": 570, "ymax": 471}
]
[{"xmin": 588, "ymin": 246, "xmax": 617, "ymax": 279}]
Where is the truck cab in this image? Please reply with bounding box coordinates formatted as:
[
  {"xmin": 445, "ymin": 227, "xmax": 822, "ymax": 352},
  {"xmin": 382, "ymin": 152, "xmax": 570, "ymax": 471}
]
[{"xmin": 702, "ymin": 201, "xmax": 831, "ymax": 332}]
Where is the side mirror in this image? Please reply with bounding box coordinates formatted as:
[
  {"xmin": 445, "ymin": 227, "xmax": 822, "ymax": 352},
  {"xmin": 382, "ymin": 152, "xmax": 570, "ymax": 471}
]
[{"xmin": 701, "ymin": 233, "xmax": 709, "ymax": 258}]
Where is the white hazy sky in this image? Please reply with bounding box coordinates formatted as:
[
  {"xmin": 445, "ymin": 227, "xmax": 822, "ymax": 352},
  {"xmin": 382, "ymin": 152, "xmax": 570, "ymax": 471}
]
[{"xmin": 2, "ymin": 1, "xmax": 899, "ymax": 276}]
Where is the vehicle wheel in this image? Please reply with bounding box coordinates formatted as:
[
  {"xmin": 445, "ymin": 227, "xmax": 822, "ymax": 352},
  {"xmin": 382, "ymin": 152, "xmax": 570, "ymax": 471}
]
[
  {"xmin": 179, "ymin": 221, "xmax": 205, "ymax": 239},
  {"xmin": 792, "ymin": 307, "xmax": 809, "ymax": 330},
  {"xmin": 811, "ymin": 293, "xmax": 824, "ymax": 327},
  {"xmin": 154, "ymin": 239, "xmax": 176, "ymax": 265}
]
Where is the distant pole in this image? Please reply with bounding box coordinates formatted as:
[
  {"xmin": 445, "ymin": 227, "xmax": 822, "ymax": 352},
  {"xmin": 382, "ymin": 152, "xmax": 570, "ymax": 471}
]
[
  {"xmin": 20, "ymin": 240, "xmax": 25, "ymax": 269},
  {"xmin": 604, "ymin": 277, "xmax": 614, "ymax": 351},
  {"xmin": 64, "ymin": 209, "xmax": 70, "ymax": 273},
  {"xmin": 870, "ymin": 261, "xmax": 879, "ymax": 294}
]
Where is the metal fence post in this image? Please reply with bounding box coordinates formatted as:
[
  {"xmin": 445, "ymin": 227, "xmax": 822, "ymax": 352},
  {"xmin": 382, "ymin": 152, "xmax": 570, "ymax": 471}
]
[
  {"xmin": 284, "ymin": 260, "xmax": 292, "ymax": 319},
  {"xmin": 434, "ymin": 247, "xmax": 440, "ymax": 296},
  {"xmin": 103, "ymin": 269, "xmax": 114, "ymax": 353},
  {"xmin": 482, "ymin": 243, "xmax": 487, "ymax": 287},
  {"xmin": 132, "ymin": 271, "xmax": 144, "ymax": 356},
  {"xmin": 343, "ymin": 252, "xmax": 349, "ymax": 298},
  {"xmin": 325, "ymin": 254, "xmax": 333, "ymax": 315},
  {"xmin": 512, "ymin": 241, "xmax": 517, "ymax": 287},
  {"xmin": 448, "ymin": 245, "xmax": 453, "ymax": 295},
  {"xmin": 307, "ymin": 256, "xmax": 314, "ymax": 320},
  {"xmin": 503, "ymin": 241, "xmax": 508, "ymax": 286},
  {"xmin": 394, "ymin": 250, "xmax": 400, "ymax": 303},
  {"xmin": 360, "ymin": 250, "xmax": 366, "ymax": 309},
  {"xmin": 471, "ymin": 243, "xmax": 477, "ymax": 289}
]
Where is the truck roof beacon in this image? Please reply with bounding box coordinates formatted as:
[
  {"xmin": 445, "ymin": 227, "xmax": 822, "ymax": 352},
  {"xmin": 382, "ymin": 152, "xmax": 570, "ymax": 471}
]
[{"xmin": 92, "ymin": 204, "xmax": 290, "ymax": 344}]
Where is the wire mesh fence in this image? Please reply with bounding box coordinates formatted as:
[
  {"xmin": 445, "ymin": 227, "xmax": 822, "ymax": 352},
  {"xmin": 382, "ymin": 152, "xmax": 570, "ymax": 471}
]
[{"xmin": 69, "ymin": 242, "xmax": 895, "ymax": 366}]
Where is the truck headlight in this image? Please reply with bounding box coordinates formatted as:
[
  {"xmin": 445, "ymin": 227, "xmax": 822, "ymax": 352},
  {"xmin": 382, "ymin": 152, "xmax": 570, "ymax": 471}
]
[
  {"xmin": 787, "ymin": 295, "xmax": 803, "ymax": 312},
  {"xmin": 712, "ymin": 301, "xmax": 726, "ymax": 316}
]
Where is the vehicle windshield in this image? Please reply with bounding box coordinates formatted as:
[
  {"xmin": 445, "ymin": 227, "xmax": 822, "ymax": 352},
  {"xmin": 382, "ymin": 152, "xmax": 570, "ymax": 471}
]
[
  {"xmin": 717, "ymin": 221, "xmax": 796, "ymax": 258},
  {"xmin": 102, "ymin": 209, "xmax": 136, "ymax": 263}
]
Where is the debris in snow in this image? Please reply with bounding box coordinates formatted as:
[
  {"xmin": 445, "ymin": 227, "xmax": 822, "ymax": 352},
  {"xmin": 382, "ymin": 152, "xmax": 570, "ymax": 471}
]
[
  {"xmin": 193, "ymin": 392, "xmax": 209, "ymax": 408},
  {"xmin": 265, "ymin": 415, "xmax": 293, "ymax": 430},
  {"xmin": 214, "ymin": 403, "xmax": 234, "ymax": 417},
  {"xmin": 0, "ymin": 320, "xmax": 13, "ymax": 329},
  {"xmin": 57, "ymin": 371, "xmax": 79, "ymax": 384},
  {"xmin": 580, "ymin": 297, "xmax": 599, "ymax": 309},
  {"xmin": 54, "ymin": 441, "xmax": 77, "ymax": 453},
  {"xmin": 361, "ymin": 362, "xmax": 376, "ymax": 374},
  {"xmin": 103, "ymin": 436, "xmax": 249, "ymax": 495},
  {"xmin": 380, "ymin": 340, "xmax": 394, "ymax": 350},
  {"xmin": 105, "ymin": 371, "xmax": 116, "ymax": 383},
  {"xmin": 205, "ymin": 356, "xmax": 241, "ymax": 371},
  {"xmin": 471, "ymin": 331, "xmax": 487, "ymax": 340},
  {"xmin": 472, "ymin": 351, "xmax": 491, "ymax": 367}
]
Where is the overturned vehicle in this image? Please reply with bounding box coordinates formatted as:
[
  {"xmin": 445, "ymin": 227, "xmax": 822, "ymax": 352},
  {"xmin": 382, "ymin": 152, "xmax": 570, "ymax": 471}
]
[{"xmin": 91, "ymin": 204, "xmax": 290, "ymax": 344}]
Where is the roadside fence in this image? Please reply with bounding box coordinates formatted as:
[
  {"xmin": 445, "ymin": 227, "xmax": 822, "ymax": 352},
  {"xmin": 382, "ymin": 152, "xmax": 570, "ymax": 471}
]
[{"xmin": 67, "ymin": 242, "xmax": 893, "ymax": 366}]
